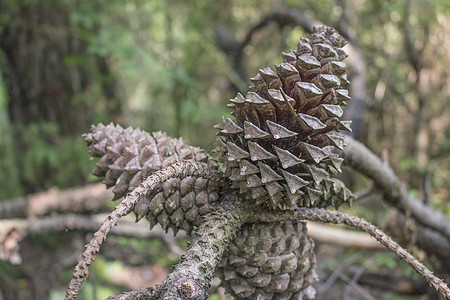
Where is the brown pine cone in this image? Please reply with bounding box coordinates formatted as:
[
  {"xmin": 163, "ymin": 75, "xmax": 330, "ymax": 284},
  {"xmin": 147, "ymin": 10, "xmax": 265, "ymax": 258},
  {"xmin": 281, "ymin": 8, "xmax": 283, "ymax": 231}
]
[
  {"xmin": 216, "ymin": 221, "xmax": 317, "ymax": 299},
  {"xmin": 214, "ymin": 26, "xmax": 354, "ymax": 209},
  {"xmin": 83, "ymin": 123, "xmax": 220, "ymax": 234}
]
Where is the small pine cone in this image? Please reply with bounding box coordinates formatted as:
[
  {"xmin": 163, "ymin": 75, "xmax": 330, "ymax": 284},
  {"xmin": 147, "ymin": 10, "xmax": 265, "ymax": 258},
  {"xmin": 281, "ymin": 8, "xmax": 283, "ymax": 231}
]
[
  {"xmin": 216, "ymin": 221, "xmax": 317, "ymax": 300},
  {"xmin": 215, "ymin": 26, "xmax": 354, "ymax": 209},
  {"xmin": 83, "ymin": 123, "xmax": 220, "ymax": 235}
]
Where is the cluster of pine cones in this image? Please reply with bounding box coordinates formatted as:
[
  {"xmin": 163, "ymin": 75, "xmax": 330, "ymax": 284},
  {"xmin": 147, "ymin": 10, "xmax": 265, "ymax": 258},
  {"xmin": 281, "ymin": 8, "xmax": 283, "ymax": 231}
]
[{"xmin": 83, "ymin": 26, "xmax": 354, "ymax": 299}]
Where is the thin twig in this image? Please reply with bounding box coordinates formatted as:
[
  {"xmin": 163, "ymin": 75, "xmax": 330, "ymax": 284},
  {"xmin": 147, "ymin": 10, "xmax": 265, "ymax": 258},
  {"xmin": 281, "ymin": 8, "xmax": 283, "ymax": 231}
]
[{"xmin": 64, "ymin": 161, "xmax": 218, "ymax": 300}]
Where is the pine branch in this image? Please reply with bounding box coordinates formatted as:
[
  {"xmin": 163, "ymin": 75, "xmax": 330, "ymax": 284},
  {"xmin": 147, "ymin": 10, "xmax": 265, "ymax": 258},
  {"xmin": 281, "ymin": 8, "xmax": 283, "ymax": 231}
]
[
  {"xmin": 256, "ymin": 208, "xmax": 450, "ymax": 299},
  {"xmin": 104, "ymin": 204, "xmax": 450, "ymax": 300},
  {"xmin": 64, "ymin": 161, "xmax": 219, "ymax": 300},
  {"xmin": 106, "ymin": 196, "xmax": 250, "ymax": 300}
]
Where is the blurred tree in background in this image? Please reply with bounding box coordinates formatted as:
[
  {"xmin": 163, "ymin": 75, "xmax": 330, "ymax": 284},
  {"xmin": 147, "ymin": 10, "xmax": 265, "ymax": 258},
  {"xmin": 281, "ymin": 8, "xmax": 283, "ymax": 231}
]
[{"xmin": 0, "ymin": 0, "xmax": 448, "ymax": 299}]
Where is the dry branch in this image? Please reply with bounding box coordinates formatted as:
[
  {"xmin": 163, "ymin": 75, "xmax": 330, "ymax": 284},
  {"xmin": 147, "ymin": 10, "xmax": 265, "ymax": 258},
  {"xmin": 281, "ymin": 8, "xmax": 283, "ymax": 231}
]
[
  {"xmin": 106, "ymin": 196, "xmax": 250, "ymax": 300},
  {"xmin": 65, "ymin": 161, "xmax": 219, "ymax": 300},
  {"xmin": 343, "ymin": 136, "xmax": 450, "ymax": 240},
  {"xmin": 0, "ymin": 183, "xmax": 112, "ymax": 219},
  {"xmin": 306, "ymin": 221, "xmax": 383, "ymax": 249},
  {"xmin": 0, "ymin": 213, "xmax": 185, "ymax": 265}
]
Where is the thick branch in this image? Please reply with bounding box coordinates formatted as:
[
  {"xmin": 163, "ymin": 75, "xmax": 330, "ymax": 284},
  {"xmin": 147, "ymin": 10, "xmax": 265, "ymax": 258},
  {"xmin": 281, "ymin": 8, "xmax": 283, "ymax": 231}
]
[
  {"xmin": 255, "ymin": 208, "xmax": 450, "ymax": 299},
  {"xmin": 343, "ymin": 136, "xmax": 450, "ymax": 239},
  {"xmin": 106, "ymin": 195, "xmax": 250, "ymax": 300},
  {"xmin": 65, "ymin": 161, "xmax": 219, "ymax": 300}
]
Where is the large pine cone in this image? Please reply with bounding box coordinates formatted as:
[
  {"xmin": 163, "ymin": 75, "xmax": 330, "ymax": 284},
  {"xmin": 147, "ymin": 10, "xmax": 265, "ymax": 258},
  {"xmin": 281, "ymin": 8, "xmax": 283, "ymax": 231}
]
[
  {"xmin": 216, "ymin": 221, "xmax": 317, "ymax": 299},
  {"xmin": 215, "ymin": 26, "xmax": 354, "ymax": 209},
  {"xmin": 83, "ymin": 123, "xmax": 220, "ymax": 234}
]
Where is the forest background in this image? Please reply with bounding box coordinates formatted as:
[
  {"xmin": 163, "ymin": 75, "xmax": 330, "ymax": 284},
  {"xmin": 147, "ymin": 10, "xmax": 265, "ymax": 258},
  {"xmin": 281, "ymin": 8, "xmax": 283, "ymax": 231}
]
[{"xmin": 0, "ymin": 0, "xmax": 449, "ymax": 299}]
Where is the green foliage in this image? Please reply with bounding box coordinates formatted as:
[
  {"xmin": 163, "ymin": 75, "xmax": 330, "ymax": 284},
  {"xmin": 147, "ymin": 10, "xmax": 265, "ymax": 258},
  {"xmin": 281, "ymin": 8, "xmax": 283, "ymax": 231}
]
[
  {"xmin": 207, "ymin": 294, "xmax": 219, "ymax": 300},
  {"xmin": 7, "ymin": 122, "xmax": 92, "ymax": 193},
  {"xmin": 0, "ymin": 261, "xmax": 25, "ymax": 290},
  {"xmin": 374, "ymin": 252, "xmax": 398, "ymax": 270}
]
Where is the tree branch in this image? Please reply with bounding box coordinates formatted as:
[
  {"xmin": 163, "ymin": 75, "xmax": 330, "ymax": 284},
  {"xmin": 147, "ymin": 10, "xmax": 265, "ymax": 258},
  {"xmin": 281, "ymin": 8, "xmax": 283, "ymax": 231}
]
[
  {"xmin": 255, "ymin": 208, "xmax": 450, "ymax": 299},
  {"xmin": 0, "ymin": 213, "xmax": 186, "ymax": 264},
  {"xmin": 65, "ymin": 161, "xmax": 220, "ymax": 300},
  {"xmin": 106, "ymin": 195, "xmax": 251, "ymax": 300},
  {"xmin": 306, "ymin": 221, "xmax": 383, "ymax": 249},
  {"xmin": 343, "ymin": 136, "xmax": 450, "ymax": 240},
  {"xmin": 105, "ymin": 204, "xmax": 450, "ymax": 300},
  {"xmin": 0, "ymin": 184, "xmax": 112, "ymax": 219}
]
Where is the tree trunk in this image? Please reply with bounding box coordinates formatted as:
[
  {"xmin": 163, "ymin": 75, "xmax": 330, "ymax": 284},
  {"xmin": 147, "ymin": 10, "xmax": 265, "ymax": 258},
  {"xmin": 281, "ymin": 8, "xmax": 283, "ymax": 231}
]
[{"xmin": 0, "ymin": 0, "xmax": 122, "ymax": 193}]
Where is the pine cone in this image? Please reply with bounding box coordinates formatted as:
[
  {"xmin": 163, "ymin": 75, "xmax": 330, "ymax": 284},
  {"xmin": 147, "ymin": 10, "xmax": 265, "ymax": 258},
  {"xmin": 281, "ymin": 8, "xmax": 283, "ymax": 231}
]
[
  {"xmin": 83, "ymin": 123, "xmax": 220, "ymax": 234},
  {"xmin": 215, "ymin": 26, "xmax": 354, "ymax": 209},
  {"xmin": 216, "ymin": 221, "xmax": 317, "ymax": 299}
]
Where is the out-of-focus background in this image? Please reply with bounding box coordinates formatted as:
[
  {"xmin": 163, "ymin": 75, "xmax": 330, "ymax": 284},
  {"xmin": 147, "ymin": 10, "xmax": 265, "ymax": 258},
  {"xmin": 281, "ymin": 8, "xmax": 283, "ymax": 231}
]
[{"xmin": 0, "ymin": 0, "xmax": 448, "ymax": 299}]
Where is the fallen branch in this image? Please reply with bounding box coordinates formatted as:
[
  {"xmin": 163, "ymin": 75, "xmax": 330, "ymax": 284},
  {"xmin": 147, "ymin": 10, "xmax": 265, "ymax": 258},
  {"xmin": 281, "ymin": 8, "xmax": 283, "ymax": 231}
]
[
  {"xmin": 65, "ymin": 161, "xmax": 219, "ymax": 300},
  {"xmin": 0, "ymin": 213, "xmax": 186, "ymax": 264},
  {"xmin": 0, "ymin": 183, "xmax": 112, "ymax": 219},
  {"xmin": 343, "ymin": 136, "xmax": 450, "ymax": 240},
  {"xmin": 306, "ymin": 221, "xmax": 383, "ymax": 249}
]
